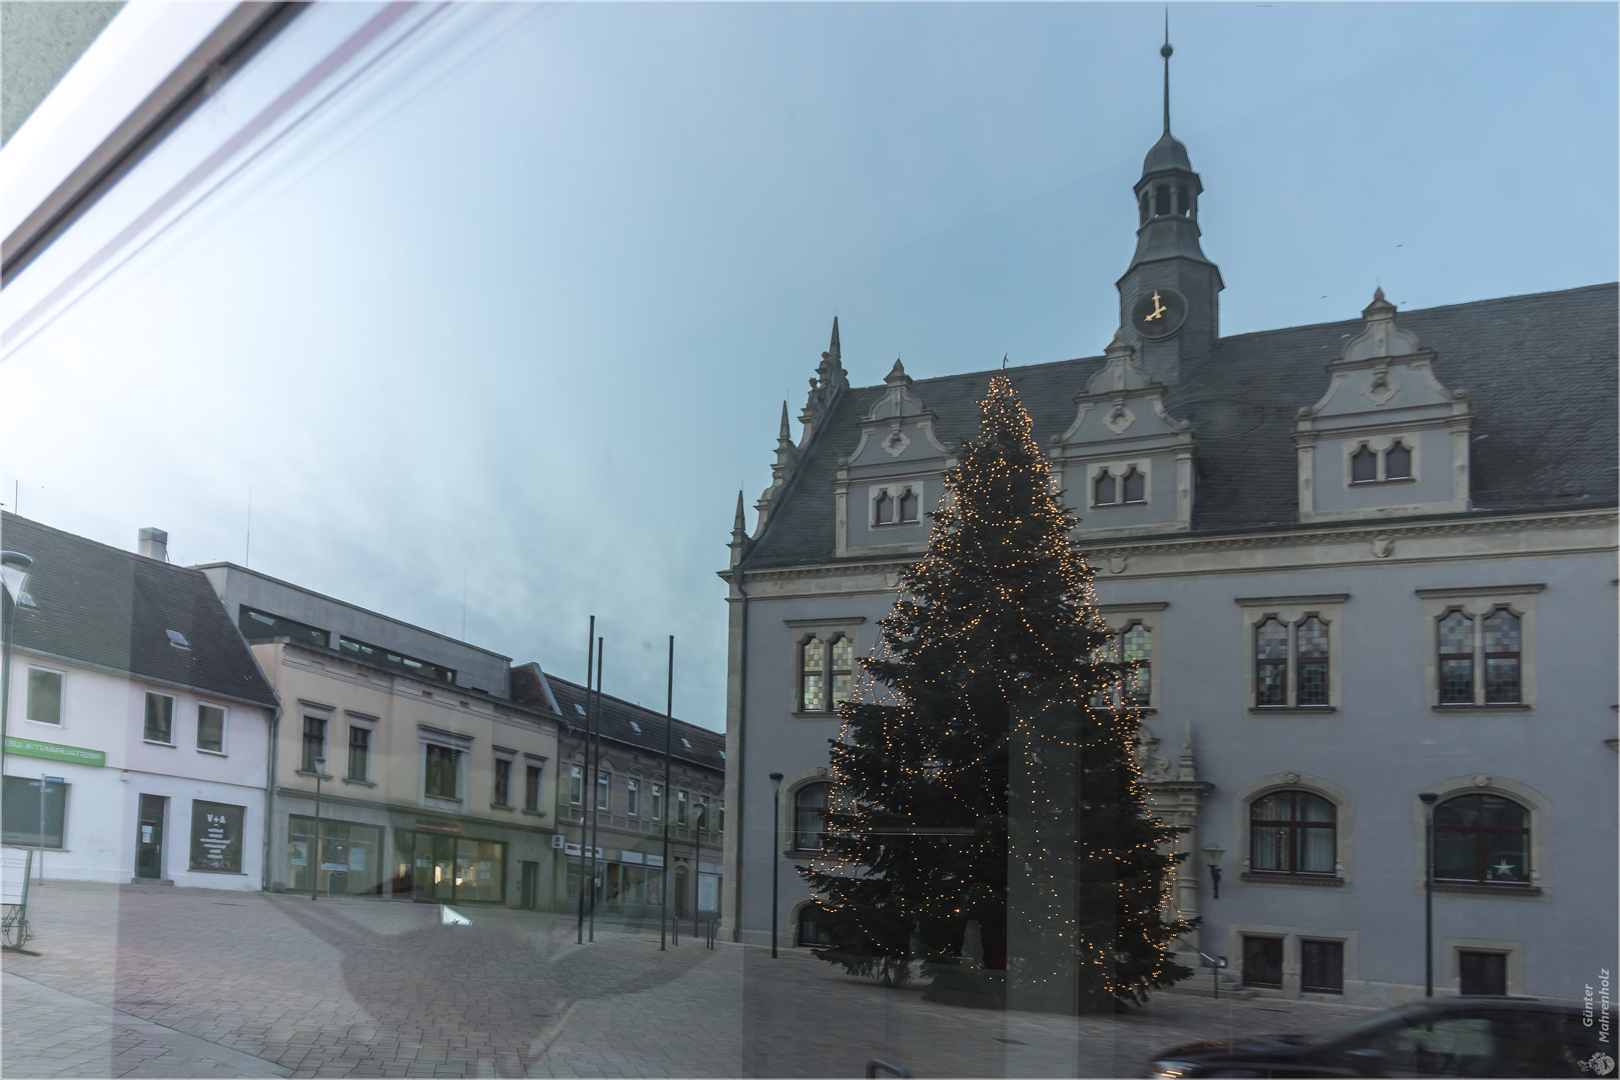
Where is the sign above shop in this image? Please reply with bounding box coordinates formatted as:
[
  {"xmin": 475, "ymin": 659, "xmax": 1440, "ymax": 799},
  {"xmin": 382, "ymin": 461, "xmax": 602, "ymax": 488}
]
[{"xmin": 4, "ymin": 737, "xmax": 104, "ymax": 768}]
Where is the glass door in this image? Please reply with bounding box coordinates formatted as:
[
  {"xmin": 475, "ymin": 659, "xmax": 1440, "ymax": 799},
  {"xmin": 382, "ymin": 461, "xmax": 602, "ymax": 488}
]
[{"xmin": 135, "ymin": 794, "xmax": 165, "ymax": 879}]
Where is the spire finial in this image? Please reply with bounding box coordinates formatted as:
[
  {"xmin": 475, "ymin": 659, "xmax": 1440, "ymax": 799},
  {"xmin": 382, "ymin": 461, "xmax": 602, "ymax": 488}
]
[
  {"xmin": 732, "ymin": 490, "xmax": 747, "ymax": 533},
  {"xmin": 1161, "ymin": 10, "xmax": 1173, "ymax": 136},
  {"xmin": 822, "ymin": 315, "xmax": 840, "ymax": 362},
  {"xmin": 778, "ymin": 400, "xmax": 792, "ymax": 442}
]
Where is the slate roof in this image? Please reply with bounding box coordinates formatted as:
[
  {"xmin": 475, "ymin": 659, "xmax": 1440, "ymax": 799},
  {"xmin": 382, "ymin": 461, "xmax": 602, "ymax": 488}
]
[
  {"xmin": 544, "ymin": 675, "xmax": 725, "ymax": 773},
  {"xmin": 1, "ymin": 512, "xmax": 279, "ymax": 708},
  {"xmin": 744, "ymin": 283, "xmax": 1619, "ymax": 569}
]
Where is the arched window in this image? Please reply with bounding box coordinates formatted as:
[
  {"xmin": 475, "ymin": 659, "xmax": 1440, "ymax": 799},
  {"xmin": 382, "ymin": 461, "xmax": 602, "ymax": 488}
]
[
  {"xmin": 1483, "ymin": 609, "xmax": 1521, "ymax": 704},
  {"xmin": 1351, "ymin": 444, "xmax": 1378, "ymax": 483},
  {"xmin": 1255, "ymin": 618, "xmax": 1289, "ymax": 706},
  {"xmin": 1385, "ymin": 441, "xmax": 1412, "ymax": 479},
  {"xmin": 874, "ymin": 490, "xmax": 894, "ymax": 525},
  {"xmin": 1121, "ymin": 467, "xmax": 1145, "ymax": 504},
  {"xmin": 1094, "ymin": 469, "xmax": 1117, "ymax": 506},
  {"xmin": 1139, "ymin": 191, "xmax": 1150, "ymax": 225},
  {"xmin": 830, "ymin": 637, "xmax": 854, "ymax": 708},
  {"xmin": 800, "ymin": 638, "xmax": 825, "ymax": 712},
  {"xmin": 794, "ymin": 782, "xmax": 830, "ymax": 851},
  {"xmin": 1154, "ymin": 184, "xmax": 1171, "ymax": 216},
  {"xmin": 898, "ymin": 487, "xmax": 919, "ymax": 523},
  {"xmin": 1250, "ymin": 790, "xmax": 1336, "ymax": 875},
  {"xmin": 798, "ymin": 903, "xmax": 832, "ymax": 946},
  {"xmin": 1121, "ymin": 624, "xmax": 1151, "ymax": 707},
  {"xmin": 1176, "ymin": 184, "xmax": 1190, "ymax": 216},
  {"xmin": 1437, "ymin": 611, "xmax": 1474, "ymax": 704},
  {"xmin": 1434, "ymin": 794, "xmax": 1529, "ymax": 884},
  {"xmin": 1296, "ymin": 617, "xmax": 1329, "ymax": 706}
]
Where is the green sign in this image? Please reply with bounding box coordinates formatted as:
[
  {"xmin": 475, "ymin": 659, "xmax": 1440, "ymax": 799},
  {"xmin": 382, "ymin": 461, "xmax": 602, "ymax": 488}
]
[{"xmin": 4, "ymin": 737, "xmax": 105, "ymax": 768}]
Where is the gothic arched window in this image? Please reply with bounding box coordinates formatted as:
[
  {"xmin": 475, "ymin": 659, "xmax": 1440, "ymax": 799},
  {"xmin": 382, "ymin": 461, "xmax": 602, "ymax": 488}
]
[
  {"xmin": 1094, "ymin": 469, "xmax": 1117, "ymax": 506},
  {"xmin": 830, "ymin": 636, "xmax": 855, "ymax": 708},
  {"xmin": 1255, "ymin": 618, "xmax": 1289, "ymax": 706},
  {"xmin": 898, "ymin": 487, "xmax": 919, "ymax": 523},
  {"xmin": 1121, "ymin": 467, "xmax": 1145, "ymax": 504},
  {"xmin": 794, "ymin": 782, "xmax": 830, "ymax": 851},
  {"xmin": 1385, "ymin": 441, "xmax": 1412, "ymax": 480},
  {"xmin": 1483, "ymin": 608, "xmax": 1521, "ymax": 703},
  {"xmin": 1251, "ymin": 790, "xmax": 1337, "ymax": 875},
  {"xmin": 1437, "ymin": 610, "xmax": 1474, "ymax": 704},
  {"xmin": 800, "ymin": 637, "xmax": 826, "ymax": 712},
  {"xmin": 1121, "ymin": 624, "xmax": 1151, "ymax": 707},
  {"xmin": 1434, "ymin": 793, "xmax": 1529, "ymax": 884},
  {"xmin": 1296, "ymin": 617, "xmax": 1330, "ymax": 706},
  {"xmin": 874, "ymin": 490, "xmax": 894, "ymax": 525},
  {"xmin": 1351, "ymin": 444, "xmax": 1378, "ymax": 483}
]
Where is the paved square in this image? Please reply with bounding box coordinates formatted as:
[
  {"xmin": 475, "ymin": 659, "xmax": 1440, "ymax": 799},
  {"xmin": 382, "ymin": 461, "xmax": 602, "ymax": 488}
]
[{"xmin": 3, "ymin": 882, "xmax": 1375, "ymax": 1077}]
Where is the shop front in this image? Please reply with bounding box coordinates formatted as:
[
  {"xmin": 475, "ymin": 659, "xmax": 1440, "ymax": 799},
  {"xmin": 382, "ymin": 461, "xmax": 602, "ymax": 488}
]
[{"xmin": 391, "ymin": 828, "xmax": 507, "ymax": 904}]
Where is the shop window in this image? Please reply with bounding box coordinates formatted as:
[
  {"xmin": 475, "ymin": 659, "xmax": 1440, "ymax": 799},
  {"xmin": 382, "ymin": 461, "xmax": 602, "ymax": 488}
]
[
  {"xmin": 1242, "ymin": 936, "xmax": 1283, "ymax": 989},
  {"xmin": 26, "ymin": 668, "xmax": 62, "ymax": 725},
  {"xmin": 302, "ymin": 715, "xmax": 327, "ymax": 771},
  {"xmin": 196, "ymin": 704, "xmax": 226, "ymax": 752},
  {"xmin": 1301, "ymin": 940, "xmax": 1344, "ymax": 993},
  {"xmin": 795, "ymin": 782, "xmax": 830, "ymax": 851},
  {"xmin": 1250, "ymin": 790, "xmax": 1337, "ymax": 875},
  {"xmin": 347, "ymin": 726, "xmax": 371, "ymax": 781},
  {"xmin": 189, "ymin": 800, "xmax": 245, "ymax": 873},
  {"xmin": 387, "ymin": 828, "xmax": 500, "ymax": 903},
  {"xmin": 1, "ymin": 776, "xmax": 66, "ymax": 847},
  {"xmin": 290, "ymin": 816, "xmax": 385, "ymax": 896},
  {"xmin": 1434, "ymin": 793, "xmax": 1529, "ymax": 885},
  {"xmin": 145, "ymin": 692, "xmax": 175, "ymax": 744}
]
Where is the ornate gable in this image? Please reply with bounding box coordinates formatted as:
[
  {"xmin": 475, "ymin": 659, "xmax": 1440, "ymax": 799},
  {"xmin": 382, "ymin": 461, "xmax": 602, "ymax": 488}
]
[
  {"xmin": 1294, "ymin": 290, "xmax": 1472, "ymax": 523},
  {"xmin": 834, "ymin": 359, "xmax": 955, "ymax": 558},
  {"xmin": 1049, "ymin": 330, "xmax": 1195, "ymax": 539}
]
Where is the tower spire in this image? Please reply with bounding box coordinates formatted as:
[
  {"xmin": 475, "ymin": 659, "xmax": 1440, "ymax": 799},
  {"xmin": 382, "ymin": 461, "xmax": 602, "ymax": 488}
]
[{"xmin": 1162, "ymin": 11, "xmax": 1173, "ymax": 135}]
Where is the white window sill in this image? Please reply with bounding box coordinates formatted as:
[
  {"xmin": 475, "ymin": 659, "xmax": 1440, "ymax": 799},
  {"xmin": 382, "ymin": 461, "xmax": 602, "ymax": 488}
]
[
  {"xmin": 144, "ymin": 739, "xmax": 176, "ymax": 747},
  {"xmin": 1249, "ymin": 706, "xmax": 1338, "ymax": 715},
  {"xmin": 1090, "ymin": 501, "xmax": 1148, "ymax": 510},
  {"xmin": 340, "ymin": 776, "xmax": 375, "ymax": 787},
  {"xmin": 296, "ymin": 769, "xmax": 333, "ymax": 779},
  {"xmin": 1431, "ymin": 704, "xmax": 1531, "ymax": 713},
  {"xmin": 22, "ymin": 719, "xmax": 63, "ymax": 728},
  {"xmin": 196, "ymin": 748, "xmax": 228, "ymax": 757},
  {"xmin": 791, "ymin": 711, "xmax": 842, "ymax": 720}
]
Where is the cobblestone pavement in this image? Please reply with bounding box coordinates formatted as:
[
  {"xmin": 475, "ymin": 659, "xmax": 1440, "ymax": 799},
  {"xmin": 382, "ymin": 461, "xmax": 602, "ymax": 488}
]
[{"xmin": 3, "ymin": 881, "xmax": 1376, "ymax": 1078}]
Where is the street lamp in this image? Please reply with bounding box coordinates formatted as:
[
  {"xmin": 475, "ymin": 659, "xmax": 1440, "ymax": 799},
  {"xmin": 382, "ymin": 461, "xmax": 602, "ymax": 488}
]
[
  {"xmin": 311, "ymin": 757, "xmax": 327, "ymax": 901},
  {"xmin": 769, "ymin": 772, "xmax": 784, "ymax": 959},
  {"xmin": 1, "ymin": 551, "xmax": 34, "ymax": 779},
  {"xmin": 1419, "ymin": 791, "xmax": 1438, "ymax": 997},
  {"xmin": 1200, "ymin": 841, "xmax": 1226, "ymax": 899}
]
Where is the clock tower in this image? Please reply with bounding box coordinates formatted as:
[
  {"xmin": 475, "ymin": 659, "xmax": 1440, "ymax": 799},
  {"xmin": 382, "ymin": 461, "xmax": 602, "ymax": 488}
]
[{"xmin": 1116, "ymin": 32, "xmax": 1223, "ymax": 386}]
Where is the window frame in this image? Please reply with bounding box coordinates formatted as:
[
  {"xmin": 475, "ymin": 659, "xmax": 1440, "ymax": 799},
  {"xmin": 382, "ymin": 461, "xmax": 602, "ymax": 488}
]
[
  {"xmin": 25, "ymin": 666, "xmax": 64, "ymax": 726},
  {"xmin": 524, "ymin": 761, "xmax": 543, "ymax": 812},
  {"xmin": 1432, "ymin": 792, "xmax": 1531, "ymax": 886},
  {"xmin": 1411, "ymin": 777, "xmax": 1551, "ymax": 899},
  {"xmin": 1417, "ymin": 586, "xmax": 1539, "ymax": 711},
  {"xmin": 676, "ymin": 789, "xmax": 688, "ymax": 826},
  {"xmin": 196, "ymin": 702, "xmax": 228, "ymax": 755},
  {"xmin": 300, "ymin": 713, "xmax": 328, "ymax": 773},
  {"xmin": 626, "ymin": 776, "xmax": 640, "ymax": 817},
  {"xmin": 1248, "ymin": 789, "xmax": 1338, "ymax": 878},
  {"xmin": 868, "ymin": 481, "xmax": 924, "ymax": 528},
  {"xmin": 1095, "ymin": 605, "xmax": 1167, "ymax": 711},
  {"xmin": 493, "ymin": 755, "xmax": 514, "ymax": 808},
  {"xmin": 567, "ymin": 763, "xmax": 584, "ymax": 806},
  {"xmin": 1086, "ymin": 458, "xmax": 1152, "ymax": 510},
  {"xmin": 419, "ymin": 730, "xmax": 469, "ymax": 806},
  {"xmin": 1342, "ymin": 433, "xmax": 1421, "ymax": 486},
  {"xmin": 1238, "ymin": 596, "xmax": 1346, "ymax": 713},
  {"xmin": 787, "ymin": 619, "xmax": 865, "ymax": 717},
  {"xmin": 144, "ymin": 691, "xmax": 176, "ymax": 745},
  {"xmin": 792, "ymin": 781, "xmax": 831, "ymax": 852},
  {"xmin": 346, "ymin": 724, "xmax": 371, "ymax": 782}
]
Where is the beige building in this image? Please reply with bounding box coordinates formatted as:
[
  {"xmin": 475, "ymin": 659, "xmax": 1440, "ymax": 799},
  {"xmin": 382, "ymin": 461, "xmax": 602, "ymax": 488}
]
[{"xmin": 200, "ymin": 565, "xmax": 562, "ymax": 907}]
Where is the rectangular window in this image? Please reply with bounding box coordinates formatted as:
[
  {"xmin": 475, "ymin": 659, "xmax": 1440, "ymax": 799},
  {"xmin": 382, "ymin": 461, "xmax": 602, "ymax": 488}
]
[
  {"xmin": 525, "ymin": 764, "xmax": 542, "ymax": 811},
  {"xmin": 145, "ymin": 692, "xmax": 175, "ymax": 744},
  {"xmin": 718, "ymin": 799, "xmax": 724, "ymax": 832},
  {"xmin": 1438, "ymin": 610, "xmax": 1475, "ymax": 705},
  {"xmin": 677, "ymin": 790, "xmax": 689, "ymax": 826},
  {"xmin": 26, "ymin": 668, "xmax": 62, "ymax": 725},
  {"xmin": 596, "ymin": 771, "xmax": 609, "ymax": 811},
  {"xmin": 424, "ymin": 744, "xmax": 459, "ymax": 799},
  {"xmin": 1120, "ymin": 624, "xmax": 1151, "ymax": 708},
  {"xmin": 696, "ymin": 795, "xmax": 709, "ymax": 831},
  {"xmin": 1, "ymin": 776, "xmax": 67, "ymax": 847},
  {"xmin": 651, "ymin": 783, "xmax": 663, "ymax": 821},
  {"xmin": 337, "ymin": 636, "xmax": 455, "ymax": 685},
  {"xmin": 301, "ymin": 716, "xmax": 326, "ymax": 772},
  {"xmin": 189, "ymin": 800, "xmax": 245, "ymax": 872},
  {"xmin": 494, "ymin": 757, "xmax": 512, "ymax": 806},
  {"xmin": 567, "ymin": 764, "xmax": 583, "ymax": 805},
  {"xmin": 1243, "ymin": 600, "xmax": 1342, "ymax": 709},
  {"xmin": 1242, "ymin": 936, "xmax": 1284, "ymax": 989},
  {"xmin": 197, "ymin": 705, "xmax": 225, "ymax": 753},
  {"xmin": 347, "ymin": 726, "xmax": 370, "ymax": 781},
  {"xmin": 1255, "ymin": 619, "xmax": 1288, "ymax": 707},
  {"xmin": 626, "ymin": 778, "xmax": 639, "ymax": 816},
  {"xmin": 1459, "ymin": 950, "xmax": 1507, "ymax": 996},
  {"xmin": 1301, "ymin": 940, "xmax": 1344, "ymax": 994},
  {"xmin": 239, "ymin": 608, "xmax": 328, "ymax": 648}
]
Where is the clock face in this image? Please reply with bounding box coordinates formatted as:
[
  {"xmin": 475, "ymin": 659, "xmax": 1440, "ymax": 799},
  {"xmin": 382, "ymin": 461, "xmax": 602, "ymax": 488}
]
[{"xmin": 1131, "ymin": 288, "xmax": 1188, "ymax": 340}]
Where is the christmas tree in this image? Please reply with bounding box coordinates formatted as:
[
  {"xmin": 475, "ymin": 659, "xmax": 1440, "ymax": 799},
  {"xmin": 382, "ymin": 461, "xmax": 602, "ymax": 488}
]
[{"xmin": 801, "ymin": 374, "xmax": 1192, "ymax": 1008}]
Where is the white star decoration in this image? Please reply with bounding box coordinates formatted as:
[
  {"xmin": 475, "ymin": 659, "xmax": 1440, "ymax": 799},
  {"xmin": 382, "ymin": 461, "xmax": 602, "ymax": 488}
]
[{"xmin": 1492, "ymin": 859, "xmax": 1518, "ymax": 878}]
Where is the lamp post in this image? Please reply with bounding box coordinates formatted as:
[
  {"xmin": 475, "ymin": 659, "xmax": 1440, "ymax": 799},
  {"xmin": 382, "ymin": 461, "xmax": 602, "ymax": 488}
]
[
  {"xmin": 769, "ymin": 772, "xmax": 783, "ymax": 959},
  {"xmin": 1, "ymin": 551, "xmax": 34, "ymax": 780},
  {"xmin": 1420, "ymin": 791, "xmax": 1438, "ymax": 997},
  {"xmin": 1200, "ymin": 841, "xmax": 1225, "ymax": 899},
  {"xmin": 311, "ymin": 757, "xmax": 327, "ymax": 901}
]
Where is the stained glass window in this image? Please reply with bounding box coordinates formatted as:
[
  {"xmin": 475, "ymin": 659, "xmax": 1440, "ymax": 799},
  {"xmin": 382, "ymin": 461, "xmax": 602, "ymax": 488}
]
[
  {"xmin": 1438, "ymin": 611, "xmax": 1474, "ymax": 704},
  {"xmin": 1385, "ymin": 441, "xmax": 1412, "ymax": 479},
  {"xmin": 898, "ymin": 488, "xmax": 918, "ymax": 523},
  {"xmin": 1122, "ymin": 624, "xmax": 1151, "ymax": 707},
  {"xmin": 1250, "ymin": 790, "xmax": 1336, "ymax": 874},
  {"xmin": 1255, "ymin": 618, "xmax": 1289, "ymax": 706},
  {"xmin": 1483, "ymin": 608, "xmax": 1521, "ymax": 704},
  {"xmin": 1434, "ymin": 793, "xmax": 1529, "ymax": 884},
  {"xmin": 830, "ymin": 636, "xmax": 854, "ymax": 708},
  {"xmin": 1121, "ymin": 467, "xmax": 1145, "ymax": 504},
  {"xmin": 801, "ymin": 637, "xmax": 825, "ymax": 712},
  {"xmin": 1296, "ymin": 617, "xmax": 1329, "ymax": 706},
  {"xmin": 1094, "ymin": 470, "xmax": 1116, "ymax": 506},
  {"xmin": 1351, "ymin": 444, "xmax": 1377, "ymax": 483}
]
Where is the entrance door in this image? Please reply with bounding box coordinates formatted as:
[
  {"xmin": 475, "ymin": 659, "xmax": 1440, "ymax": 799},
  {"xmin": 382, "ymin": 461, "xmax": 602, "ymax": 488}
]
[
  {"xmin": 520, "ymin": 861, "xmax": 539, "ymax": 909},
  {"xmin": 135, "ymin": 795, "xmax": 165, "ymax": 879}
]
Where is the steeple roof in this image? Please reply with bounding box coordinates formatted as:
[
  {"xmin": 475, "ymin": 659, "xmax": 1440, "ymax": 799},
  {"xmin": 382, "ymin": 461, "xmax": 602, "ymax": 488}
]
[{"xmin": 1142, "ymin": 131, "xmax": 1192, "ymax": 176}]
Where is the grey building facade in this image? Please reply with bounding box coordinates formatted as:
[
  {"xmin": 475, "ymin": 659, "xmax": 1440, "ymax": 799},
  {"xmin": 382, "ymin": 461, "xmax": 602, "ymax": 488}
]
[{"xmin": 719, "ymin": 94, "xmax": 1618, "ymax": 1005}]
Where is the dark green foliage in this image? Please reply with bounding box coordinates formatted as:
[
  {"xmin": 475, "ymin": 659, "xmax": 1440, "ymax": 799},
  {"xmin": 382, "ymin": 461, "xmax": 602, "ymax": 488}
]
[{"xmin": 800, "ymin": 375, "xmax": 1192, "ymax": 1008}]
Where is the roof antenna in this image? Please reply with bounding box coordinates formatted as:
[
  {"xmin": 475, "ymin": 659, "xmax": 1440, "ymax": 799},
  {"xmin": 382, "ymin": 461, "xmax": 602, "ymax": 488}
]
[
  {"xmin": 1162, "ymin": 8, "xmax": 1173, "ymax": 136},
  {"xmin": 1001, "ymin": 354, "xmax": 1008, "ymax": 370}
]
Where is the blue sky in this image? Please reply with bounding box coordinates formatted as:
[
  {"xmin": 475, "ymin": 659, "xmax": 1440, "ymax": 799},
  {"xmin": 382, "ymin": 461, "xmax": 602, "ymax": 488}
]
[{"xmin": 2, "ymin": 2, "xmax": 1615, "ymax": 727}]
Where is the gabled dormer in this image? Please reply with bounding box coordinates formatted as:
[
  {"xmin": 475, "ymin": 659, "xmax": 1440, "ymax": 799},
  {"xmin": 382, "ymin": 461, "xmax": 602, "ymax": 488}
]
[
  {"xmin": 1049, "ymin": 330, "xmax": 1195, "ymax": 539},
  {"xmin": 834, "ymin": 359, "xmax": 956, "ymax": 557},
  {"xmin": 1294, "ymin": 289, "xmax": 1472, "ymax": 523}
]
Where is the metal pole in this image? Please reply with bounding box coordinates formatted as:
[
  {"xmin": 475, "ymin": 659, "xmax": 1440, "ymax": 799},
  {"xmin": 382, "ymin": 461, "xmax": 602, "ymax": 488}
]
[
  {"xmin": 769, "ymin": 773, "xmax": 783, "ymax": 958},
  {"xmin": 38, "ymin": 772, "xmax": 46, "ymax": 882},
  {"xmin": 577, "ymin": 618, "xmax": 593, "ymax": 944},
  {"xmin": 588, "ymin": 638, "xmax": 603, "ymax": 942},
  {"xmin": 1420, "ymin": 792, "xmax": 1438, "ymax": 996},
  {"xmin": 1, "ymin": 552, "xmax": 34, "ymax": 784},
  {"xmin": 661, "ymin": 635, "xmax": 673, "ymax": 951},
  {"xmin": 312, "ymin": 757, "xmax": 326, "ymax": 901}
]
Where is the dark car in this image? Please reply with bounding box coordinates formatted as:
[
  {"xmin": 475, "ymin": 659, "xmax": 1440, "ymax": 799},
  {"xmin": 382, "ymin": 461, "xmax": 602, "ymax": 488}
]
[{"xmin": 1147, "ymin": 997, "xmax": 1611, "ymax": 1078}]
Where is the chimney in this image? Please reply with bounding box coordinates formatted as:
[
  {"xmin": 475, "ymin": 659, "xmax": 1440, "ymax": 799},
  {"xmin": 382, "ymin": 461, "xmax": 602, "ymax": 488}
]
[{"xmin": 138, "ymin": 527, "xmax": 168, "ymax": 561}]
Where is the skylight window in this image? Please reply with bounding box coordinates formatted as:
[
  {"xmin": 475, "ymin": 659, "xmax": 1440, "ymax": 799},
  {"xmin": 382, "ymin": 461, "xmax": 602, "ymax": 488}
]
[
  {"xmin": 166, "ymin": 629, "xmax": 190, "ymax": 649},
  {"xmin": 629, "ymin": 720, "xmax": 642, "ymax": 733},
  {"xmin": 681, "ymin": 737, "xmax": 691, "ymax": 748},
  {"xmin": 574, "ymin": 703, "xmax": 586, "ymax": 716}
]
